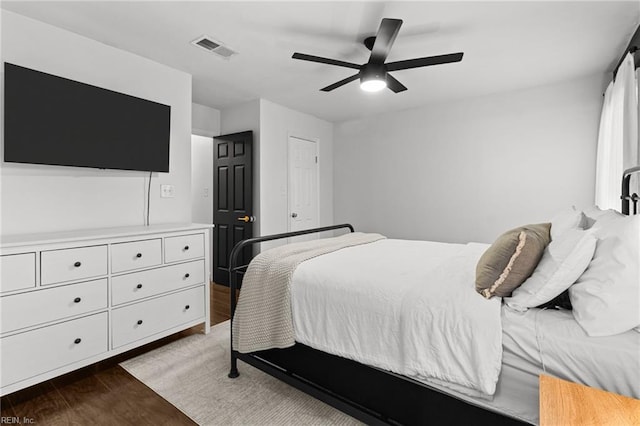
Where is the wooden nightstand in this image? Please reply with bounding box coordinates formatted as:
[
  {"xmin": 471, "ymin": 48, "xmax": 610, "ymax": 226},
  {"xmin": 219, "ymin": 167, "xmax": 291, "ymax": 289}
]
[{"xmin": 539, "ymin": 374, "xmax": 640, "ymax": 426}]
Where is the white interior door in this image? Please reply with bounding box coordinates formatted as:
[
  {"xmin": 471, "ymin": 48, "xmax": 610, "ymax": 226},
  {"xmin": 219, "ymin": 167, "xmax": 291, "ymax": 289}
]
[{"xmin": 288, "ymin": 136, "xmax": 319, "ymax": 234}]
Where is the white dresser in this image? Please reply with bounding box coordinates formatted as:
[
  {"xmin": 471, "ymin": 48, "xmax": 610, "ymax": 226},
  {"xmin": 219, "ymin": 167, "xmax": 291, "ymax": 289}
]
[{"xmin": 0, "ymin": 223, "xmax": 212, "ymax": 396}]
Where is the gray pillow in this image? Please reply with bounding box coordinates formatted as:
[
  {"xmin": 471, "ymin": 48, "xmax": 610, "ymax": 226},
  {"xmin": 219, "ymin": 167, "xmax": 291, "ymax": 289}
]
[{"xmin": 476, "ymin": 223, "xmax": 551, "ymax": 299}]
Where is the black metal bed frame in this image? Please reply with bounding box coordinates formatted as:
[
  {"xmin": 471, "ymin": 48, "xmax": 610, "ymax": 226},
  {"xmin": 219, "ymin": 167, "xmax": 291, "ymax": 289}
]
[
  {"xmin": 227, "ymin": 224, "xmax": 525, "ymax": 425},
  {"xmin": 621, "ymin": 166, "xmax": 640, "ymax": 215}
]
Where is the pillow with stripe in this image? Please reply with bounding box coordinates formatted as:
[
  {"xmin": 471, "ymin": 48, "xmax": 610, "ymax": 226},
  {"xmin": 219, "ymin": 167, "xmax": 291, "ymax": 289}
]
[{"xmin": 476, "ymin": 223, "xmax": 551, "ymax": 299}]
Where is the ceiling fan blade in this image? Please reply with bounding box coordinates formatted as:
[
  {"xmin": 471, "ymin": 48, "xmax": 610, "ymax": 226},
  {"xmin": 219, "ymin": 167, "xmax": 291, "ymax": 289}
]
[
  {"xmin": 369, "ymin": 18, "xmax": 403, "ymax": 64},
  {"xmin": 320, "ymin": 73, "xmax": 361, "ymax": 92},
  {"xmin": 386, "ymin": 52, "xmax": 464, "ymax": 72},
  {"xmin": 292, "ymin": 53, "xmax": 361, "ymax": 70},
  {"xmin": 385, "ymin": 74, "xmax": 407, "ymax": 93}
]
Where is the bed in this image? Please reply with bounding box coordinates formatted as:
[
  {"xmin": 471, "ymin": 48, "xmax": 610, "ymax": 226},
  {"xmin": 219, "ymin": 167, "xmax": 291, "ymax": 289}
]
[{"xmin": 227, "ymin": 171, "xmax": 640, "ymax": 425}]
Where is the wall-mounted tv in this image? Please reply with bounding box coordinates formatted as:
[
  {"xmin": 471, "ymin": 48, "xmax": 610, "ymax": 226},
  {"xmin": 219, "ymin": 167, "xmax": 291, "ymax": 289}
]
[{"xmin": 3, "ymin": 63, "xmax": 171, "ymax": 172}]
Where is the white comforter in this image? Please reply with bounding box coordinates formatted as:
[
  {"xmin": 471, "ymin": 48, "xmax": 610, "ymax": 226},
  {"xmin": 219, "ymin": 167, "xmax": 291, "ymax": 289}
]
[{"xmin": 291, "ymin": 239, "xmax": 503, "ymax": 397}]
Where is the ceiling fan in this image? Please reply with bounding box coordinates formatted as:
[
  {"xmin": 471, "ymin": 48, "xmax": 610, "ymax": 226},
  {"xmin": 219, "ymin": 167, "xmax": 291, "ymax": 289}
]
[{"xmin": 292, "ymin": 18, "xmax": 463, "ymax": 93}]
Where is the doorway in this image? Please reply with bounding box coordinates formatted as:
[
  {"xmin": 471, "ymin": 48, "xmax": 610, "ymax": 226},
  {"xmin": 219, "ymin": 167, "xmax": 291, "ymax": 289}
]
[{"xmin": 212, "ymin": 131, "xmax": 254, "ymax": 287}]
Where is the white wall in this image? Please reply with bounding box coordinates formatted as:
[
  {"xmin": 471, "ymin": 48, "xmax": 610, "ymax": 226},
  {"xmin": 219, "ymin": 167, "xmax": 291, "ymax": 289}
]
[
  {"xmin": 220, "ymin": 100, "xmax": 261, "ymax": 136},
  {"xmin": 191, "ymin": 136, "xmax": 214, "ymax": 225},
  {"xmin": 192, "ymin": 103, "xmax": 221, "ymax": 138},
  {"xmin": 190, "ymin": 102, "xmax": 220, "ymax": 226},
  {"xmin": 1, "ymin": 11, "xmax": 192, "ymax": 235},
  {"xmin": 334, "ymin": 74, "xmax": 606, "ymax": 244}
]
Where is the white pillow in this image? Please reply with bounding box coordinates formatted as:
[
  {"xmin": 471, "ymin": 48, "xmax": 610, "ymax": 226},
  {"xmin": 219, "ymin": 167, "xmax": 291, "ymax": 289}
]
[
  {"xmin": 505, "ymin": 228, "xmax": 597, "ymax": 311},
  {"xmin": 550, "ymin": 206, "xmax": 585, "ymax": 240},
  {"xmin": 569, "ymin": 214, "xmax": 640, "ymax": 336}
]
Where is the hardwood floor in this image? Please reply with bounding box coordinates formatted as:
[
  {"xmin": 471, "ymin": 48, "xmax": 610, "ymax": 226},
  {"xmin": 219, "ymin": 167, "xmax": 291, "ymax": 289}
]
[
  {"xmin": 211, "ymin": 281, "xmax": 236, "ymax": 324},
  {"xmin": 1, "ymin": 282, "xmax": 232, "ymax": 425}
]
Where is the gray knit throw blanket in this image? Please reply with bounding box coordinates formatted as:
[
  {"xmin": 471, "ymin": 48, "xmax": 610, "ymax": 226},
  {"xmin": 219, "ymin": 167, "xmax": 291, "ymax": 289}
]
[{"xmin": 232, "ymin": 232, "xmax": 386, "ymax": 353}]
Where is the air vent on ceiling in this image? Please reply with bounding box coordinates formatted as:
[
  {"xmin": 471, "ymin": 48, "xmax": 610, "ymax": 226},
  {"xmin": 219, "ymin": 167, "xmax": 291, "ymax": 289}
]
[{"xmin": 191, "ymin": 35, "xmax": 237, "ymax": 59}]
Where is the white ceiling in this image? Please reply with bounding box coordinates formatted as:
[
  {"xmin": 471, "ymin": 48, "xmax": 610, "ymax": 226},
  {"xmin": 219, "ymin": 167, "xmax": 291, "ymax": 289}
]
[{"xmin": 2, "ymin": 1, "xmax": 639, "ymax": 122}]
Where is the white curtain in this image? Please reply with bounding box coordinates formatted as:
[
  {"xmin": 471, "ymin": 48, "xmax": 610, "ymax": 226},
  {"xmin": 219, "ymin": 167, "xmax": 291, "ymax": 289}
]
[{"xmin": 595, "ymin": 52, "xmax": 639, "ymax": 210}]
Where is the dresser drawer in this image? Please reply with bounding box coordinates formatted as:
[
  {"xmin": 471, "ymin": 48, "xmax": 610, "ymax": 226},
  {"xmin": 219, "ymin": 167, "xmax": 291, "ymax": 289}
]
[
  {"xmin": 1, "ymin": 312, "xmax": 108, "ymax": 388},
  {"xmin": 1, "ymin": 279, "xmax": 107, "ymax": 334},
  {"xmin": 165, "ymin": 234, "xmax": 204, "ymax": 263},
  {"xmin": 41, "ymin": 245, "xmax": 107, "ymax": 286},
  {"xmin": 112, "ymin": 260, "xmax": 205, "ymax": 306},
  {"xmin": 111, "ymin": 239, "xmax": 162, "ymax": 273},
  {"xmin": 111, "ymin": 286, "xmax": 204, "ymax": 348},
  {"xmin": 1, "ymin": 253, "xmax": 36, "ymax": 293}
]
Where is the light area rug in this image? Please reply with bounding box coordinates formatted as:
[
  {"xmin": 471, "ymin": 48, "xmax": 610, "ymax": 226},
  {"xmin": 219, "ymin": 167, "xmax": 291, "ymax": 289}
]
[{"xmin": 120, "ymin": 321, "xmax": 362, "ymax": 425}]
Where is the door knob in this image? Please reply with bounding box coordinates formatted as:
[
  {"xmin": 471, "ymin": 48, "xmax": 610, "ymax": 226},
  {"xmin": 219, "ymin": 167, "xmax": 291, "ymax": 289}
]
[
  {"xmin": 291, "ymin": 212, "xmax": 298, "ymax": 218},
  {"xmin": 237, "ymin": 215, "xmax": 255, "ymax": 223}
]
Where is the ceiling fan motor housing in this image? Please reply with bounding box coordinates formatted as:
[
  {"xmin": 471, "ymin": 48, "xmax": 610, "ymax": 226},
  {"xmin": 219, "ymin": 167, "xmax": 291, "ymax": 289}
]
[
  {"xmin": 364, "ymin": 36, "xmax": 376, "ymax": 51},
  {"xmin": 361, "ymin": 63, "xmax": 387, "ymax": 83}
]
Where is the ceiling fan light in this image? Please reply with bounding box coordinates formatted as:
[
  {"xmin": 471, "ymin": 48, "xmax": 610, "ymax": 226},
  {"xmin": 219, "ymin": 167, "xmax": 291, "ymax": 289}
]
[
  {"xmin": 360, "ymin": 63, "xmax": 387, "ymax": 92},
  {"xmin": 360, "ymin": 78, "xmax": 387, "ymax": 92}
]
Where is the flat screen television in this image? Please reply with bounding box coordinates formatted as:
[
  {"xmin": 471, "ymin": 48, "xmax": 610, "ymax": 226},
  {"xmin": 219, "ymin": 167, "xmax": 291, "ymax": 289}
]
[{"xmin": 3, "ymin": 63, "xmax": 171, "ymax": 172}]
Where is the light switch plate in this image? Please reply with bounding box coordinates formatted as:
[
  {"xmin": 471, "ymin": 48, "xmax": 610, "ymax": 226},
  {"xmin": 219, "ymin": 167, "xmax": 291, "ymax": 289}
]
[{"xmin": 160, "ymin": 184, "xmax": 175, "ymax": 198}]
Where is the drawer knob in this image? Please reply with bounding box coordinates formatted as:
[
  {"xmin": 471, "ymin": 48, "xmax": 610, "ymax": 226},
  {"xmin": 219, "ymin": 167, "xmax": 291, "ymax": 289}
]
[
  {"xmin": 136, "ymin": 253, "xmax": 142, "ymax": 258},
  {"xmin": 137, "ymin": 320, "xmax": 143, "ymax": 325},
  {"xmin": 74, "ymin": 261, "xmax": 82, "ymax": 267},
  {"xmin": 184, "ymin": 245, "xmax": 190, "ymax": 251},
  {"xmin": 184, "ymin": 273, "xmax": 190, "ymax": 279},
  {"xmin": 185, "ymin": 305, "xmax": 190, "ymax": 310},
  {"xmin": 74, "ymin": 297, "xmax": 82, "ymax": 303},
  {"xmin": 74, "ymin": 338, "xmax": 82, "ymax": 344},
  {"xmin": 136, "ymin": 284, "xmax": 143, "ymax": 289}
]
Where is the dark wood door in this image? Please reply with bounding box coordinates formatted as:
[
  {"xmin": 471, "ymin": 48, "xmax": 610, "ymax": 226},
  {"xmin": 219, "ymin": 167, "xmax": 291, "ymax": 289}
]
[{"xmin": 213, "ymin": 131, "xmax": 253, "ymax": 286}]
